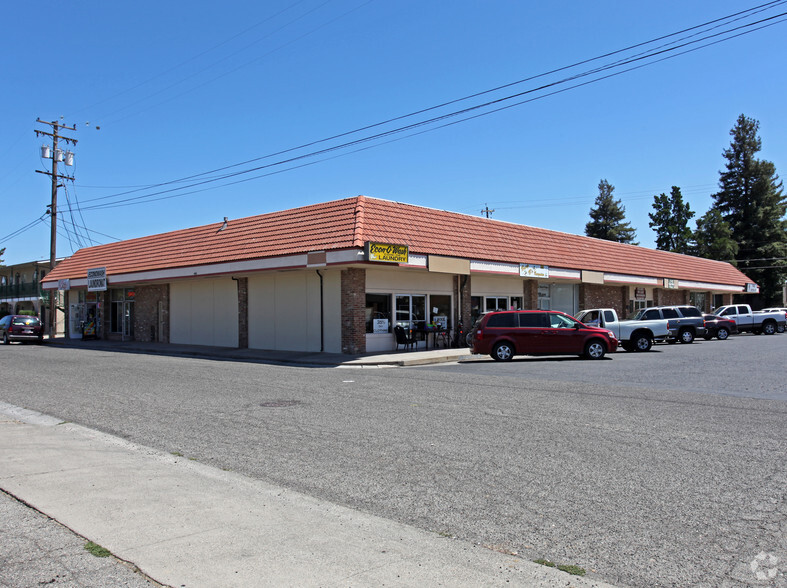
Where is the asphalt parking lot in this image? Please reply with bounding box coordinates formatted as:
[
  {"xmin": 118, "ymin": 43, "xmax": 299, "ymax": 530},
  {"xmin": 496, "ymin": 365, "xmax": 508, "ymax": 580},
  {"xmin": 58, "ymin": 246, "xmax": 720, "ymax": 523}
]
[{"xmin": 1, "ymin": 332, "xmax": 786, "ymax": 587}]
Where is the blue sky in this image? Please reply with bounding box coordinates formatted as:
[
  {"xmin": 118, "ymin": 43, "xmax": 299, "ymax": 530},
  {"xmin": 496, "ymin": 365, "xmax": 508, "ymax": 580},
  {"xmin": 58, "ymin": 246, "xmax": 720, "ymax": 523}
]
[{"xmin": 2, "ymin": 1, "xmax": 786, "ymax": 266}]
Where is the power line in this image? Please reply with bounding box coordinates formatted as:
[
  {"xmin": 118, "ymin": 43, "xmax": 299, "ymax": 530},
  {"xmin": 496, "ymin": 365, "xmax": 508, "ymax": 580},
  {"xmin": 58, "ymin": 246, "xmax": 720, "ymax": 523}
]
[{"xmin": 72, "ymin": 4, "xmax": 787, "ymax": 212}]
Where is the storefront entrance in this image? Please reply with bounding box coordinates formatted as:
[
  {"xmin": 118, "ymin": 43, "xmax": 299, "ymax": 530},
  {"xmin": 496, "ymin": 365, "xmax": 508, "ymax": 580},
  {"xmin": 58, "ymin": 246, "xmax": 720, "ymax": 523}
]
[
  {"xmin": 395, "ymin": 294, "xmax": 426, "ymax": 330},
  {"xmin": 110, "ymin": 288, "xmax": 135, "ymax": 340}
]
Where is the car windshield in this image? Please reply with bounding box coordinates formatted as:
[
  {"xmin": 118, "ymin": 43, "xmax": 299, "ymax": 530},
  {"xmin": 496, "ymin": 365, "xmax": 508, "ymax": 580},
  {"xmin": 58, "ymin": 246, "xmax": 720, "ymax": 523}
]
[
  {"xmin": 549, "ymin": 313, "xmax": 577, "ymax": 328},
  {"xmin": 12, "ymin": 317, "xmax": 40, "ymax": 326}
]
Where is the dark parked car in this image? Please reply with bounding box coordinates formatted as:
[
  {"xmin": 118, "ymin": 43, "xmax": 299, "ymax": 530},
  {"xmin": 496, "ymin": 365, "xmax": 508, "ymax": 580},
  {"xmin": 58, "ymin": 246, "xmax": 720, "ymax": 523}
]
[
  {"xmin": 469, "ymin": 310, "xmax": 618, "ymax": 361},
  {"xmin": 0, "ymin": 315, "xmax": 44, "ymax": 344},
  {"xmin": 702, "ymin": 314, "xmax": 737, "ymax": 340}
]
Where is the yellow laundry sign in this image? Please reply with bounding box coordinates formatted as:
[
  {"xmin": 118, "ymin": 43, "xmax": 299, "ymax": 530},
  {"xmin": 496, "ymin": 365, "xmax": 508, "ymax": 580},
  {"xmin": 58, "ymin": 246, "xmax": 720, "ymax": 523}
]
[{"xmin": 366, "ymin": 242, "xmax": 409, "ymax": 263}]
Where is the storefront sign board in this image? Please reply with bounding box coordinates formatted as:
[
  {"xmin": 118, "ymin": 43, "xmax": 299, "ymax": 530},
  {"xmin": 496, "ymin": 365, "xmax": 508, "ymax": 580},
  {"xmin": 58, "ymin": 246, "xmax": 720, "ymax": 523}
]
[
  {"xmin": 366, "ymin": 242, "xmax": 409, "ymax": 263},
  {"xmin": 58, "ymin": 279, "xmax": 71, "ymax": 291},
  {"xmin": 520, "ymin": 264, "xmax": 549, "ymax": 278},
  {"xmin": 663, "ymin": 278, "xmax": 678, "ymax": 289},
  {"xmin": 87, "ymin": 267, "xmax": 107, "ymax": 291}
]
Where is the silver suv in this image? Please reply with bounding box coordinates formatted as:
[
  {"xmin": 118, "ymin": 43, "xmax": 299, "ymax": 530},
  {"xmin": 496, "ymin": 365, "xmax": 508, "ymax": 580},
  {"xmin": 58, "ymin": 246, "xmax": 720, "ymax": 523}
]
[{"xmin": 629, "ymin": 305, "xmax": 706, "ymax": 343}]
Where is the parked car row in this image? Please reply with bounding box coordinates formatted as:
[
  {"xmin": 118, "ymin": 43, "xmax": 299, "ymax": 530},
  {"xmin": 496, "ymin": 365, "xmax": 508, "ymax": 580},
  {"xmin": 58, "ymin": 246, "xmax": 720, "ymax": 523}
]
[
  {"xmin": 468, "ymin": 304, "xmax": 786, "ymax": 362},
  {"xmin": 0, "ymin": 314, "xmax": 44, "ymax": 344}
]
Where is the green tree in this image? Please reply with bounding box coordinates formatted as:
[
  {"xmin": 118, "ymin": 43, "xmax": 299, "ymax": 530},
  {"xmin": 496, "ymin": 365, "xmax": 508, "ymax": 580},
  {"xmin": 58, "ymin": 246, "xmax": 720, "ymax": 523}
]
[
  {"xmin": 692, "ymin": 209, "xmax": 738, "ymax": 262},
  {"xmin": 712, "ymin": 114, "xmax": 787, "ymax": 304},
  {"xmin": 648, "ymin": 186, "xmax": 695, "ymax": 254},
  {"xmin": 585, "ymin": 179, "xmax": 638, "ymax": 244}
]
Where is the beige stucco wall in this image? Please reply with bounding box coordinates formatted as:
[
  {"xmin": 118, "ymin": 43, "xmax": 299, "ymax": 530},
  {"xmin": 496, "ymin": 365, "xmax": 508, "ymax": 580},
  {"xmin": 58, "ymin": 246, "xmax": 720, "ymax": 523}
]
[
  {"xmin": 366, "ymin": 268, "xmax": 453, "ymax": 293},
  {"xmin": 170, "ymin": 278, "xmax": 238, "ymax": 347},
  {"xmin": 470, "ymin": 275, "xmax": 525, "ymax": 297},
  {"xmin": 247, "ymin": 270, "xmax": 341, "ymax": 353}
]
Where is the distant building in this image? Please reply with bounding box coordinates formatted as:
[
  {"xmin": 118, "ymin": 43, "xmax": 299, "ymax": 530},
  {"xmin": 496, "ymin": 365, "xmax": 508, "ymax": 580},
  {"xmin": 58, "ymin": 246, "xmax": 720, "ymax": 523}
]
[
  {"xmin": 42, "ymin": 196, "xmax": 756, "ymax": 353},
  {"xmin": 1, "ymin": 258, "xmax": 65, "ymax": 335}
]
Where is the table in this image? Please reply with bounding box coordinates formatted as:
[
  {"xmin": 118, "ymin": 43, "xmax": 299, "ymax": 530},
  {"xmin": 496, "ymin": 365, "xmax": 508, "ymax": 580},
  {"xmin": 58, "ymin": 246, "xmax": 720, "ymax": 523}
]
[{"xmin": 414, "ymin": 328, "xmax": 449, "ymax": 350}]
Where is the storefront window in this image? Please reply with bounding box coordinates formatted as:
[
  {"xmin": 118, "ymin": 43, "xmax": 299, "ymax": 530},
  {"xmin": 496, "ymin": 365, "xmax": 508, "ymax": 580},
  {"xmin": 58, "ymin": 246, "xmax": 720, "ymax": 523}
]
[
  {"xmin": 366, "ymin": 294, "xmax": 391, "ymax": 334},
  {"xmin": 395, "ymin": 295, "xmax": 426, "ymax": 330},
  {"xmin": 690, "ymin": 292, "xmax": 706, "ymax": 311},
  {"xmin": 538, "ymin": 285, "xmax": 551, "ymax": 310},
  {"xmin": 485, "ymin": 296, "xmax": 508, "ymax": 312},
  {"xmin": 510, "ymin": 297, "xmax": 523, "ymax": 310},
  {"xmin": 470, "ymin": 296, "xmax": 482, "ymax": 325},
  {"xmin": 429, "ymin": 294, "xmax": 451, "ymax": 329}
]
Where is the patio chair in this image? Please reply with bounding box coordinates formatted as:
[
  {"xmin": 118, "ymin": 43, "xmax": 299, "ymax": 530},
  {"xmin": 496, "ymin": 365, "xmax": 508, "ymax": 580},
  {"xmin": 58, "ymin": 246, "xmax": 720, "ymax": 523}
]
[{"xmin": 394, "ymin": 325, "xmax": 417, "ymax": 350}]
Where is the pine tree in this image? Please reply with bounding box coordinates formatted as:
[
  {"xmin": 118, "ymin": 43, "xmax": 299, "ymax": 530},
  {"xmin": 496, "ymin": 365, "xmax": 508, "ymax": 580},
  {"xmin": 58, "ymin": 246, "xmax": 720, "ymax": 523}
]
[
  {"xmin": 648, "ymin": 186, "xmax": 695, "ymax": 254},
  {"xmin": 692, "ymin": 209, "xmax": 738, "ymax": 262},
  {"xmin": 712, "ymin": 115, "xmax": 787, "ymax": 304},
  {"xmin": 585, "ymin": 179, "xmax": 638, "ymax": 244}
]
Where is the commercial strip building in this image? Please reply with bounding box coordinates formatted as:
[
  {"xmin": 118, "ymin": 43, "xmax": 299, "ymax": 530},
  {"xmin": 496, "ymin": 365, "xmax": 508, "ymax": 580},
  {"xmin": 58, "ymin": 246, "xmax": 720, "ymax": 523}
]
[{"xmin": 41, "ymin": 195, "xmax": 756, "ymax": 354}]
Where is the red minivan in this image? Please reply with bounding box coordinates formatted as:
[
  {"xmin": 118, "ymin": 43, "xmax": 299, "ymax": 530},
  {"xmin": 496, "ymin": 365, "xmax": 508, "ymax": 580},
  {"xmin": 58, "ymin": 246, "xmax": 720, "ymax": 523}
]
[
  {"xmin": 469, "ymin": 310, "xmax": 618, "ymax": 361},
  {"xmin": 0, "ymin": 315, "xmax": 44, "ymax": 344}
]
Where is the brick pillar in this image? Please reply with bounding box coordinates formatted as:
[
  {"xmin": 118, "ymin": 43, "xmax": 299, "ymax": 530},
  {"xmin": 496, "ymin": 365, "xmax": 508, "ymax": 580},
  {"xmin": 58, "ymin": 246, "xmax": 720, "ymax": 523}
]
[
  {"xmin": 236, "ymin": 277, "xmax": 248, "ymax": 349},
  {"xmin": 523, "ymin": 279, "xmax": 538, "ymax": 309},
  {"xmin": 456, "ymin": 274, "xmax": 471, "ymax": 328},
  {"xmin": 341, "ymin": 268, "xmax": 366, "ymax": 354}
]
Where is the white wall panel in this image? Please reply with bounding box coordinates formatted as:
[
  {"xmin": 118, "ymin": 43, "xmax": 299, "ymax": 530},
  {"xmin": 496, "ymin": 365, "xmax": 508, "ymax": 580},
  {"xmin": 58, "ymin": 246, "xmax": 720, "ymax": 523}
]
[
  {"xmin": 248, "ymin": 270, "xmax": 341, "ymax": 352},
  {"xmin": 170, "ymin": 278, "xmax": 238, "ymax": 347}
]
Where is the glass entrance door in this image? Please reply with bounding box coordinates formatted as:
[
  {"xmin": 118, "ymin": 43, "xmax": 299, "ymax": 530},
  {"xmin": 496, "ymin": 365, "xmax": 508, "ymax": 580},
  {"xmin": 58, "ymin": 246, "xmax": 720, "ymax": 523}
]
[
  {"xmin": 395, "ymin": 295, "xmax": 426, "ymax": 330},
  {"xmin": 123, "ymin": 301, "xmax": 134, "ymax": 339}
]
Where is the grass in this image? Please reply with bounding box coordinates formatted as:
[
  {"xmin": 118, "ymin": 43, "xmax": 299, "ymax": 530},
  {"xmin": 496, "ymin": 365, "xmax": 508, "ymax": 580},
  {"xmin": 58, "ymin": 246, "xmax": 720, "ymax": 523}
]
[
  {"xmin": 533, "ymin": 558, "xmax": 586, "ymax": 576},
  {"xmin": 84, "ymin": 541, "xmax": 111, "ymax": 558}
]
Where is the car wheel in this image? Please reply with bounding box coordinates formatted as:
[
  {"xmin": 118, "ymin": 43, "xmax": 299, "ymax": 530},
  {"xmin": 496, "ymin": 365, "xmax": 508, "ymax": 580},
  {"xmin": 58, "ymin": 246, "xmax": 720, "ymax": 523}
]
[
  {"xmin": 679, "ymin": 329, "xmax": 694, "ymax": 344},
  {"xmin": 716, "ymin": 327, "xmax": 729, "ymax": 340},
  {"xmin": 762, "ymin": 321, "xmax": 776, "ymax": 335},
  {"xmin": 632, "ymin": 334, "xmax": 652, "ymax": 352},
  {"xmin": 2, "ymin": 333, "xmax": 8, "ymax": 345},
  {"xmin": 778, "ymin": 324, "xmax": 785, "ymax": 334},
  {"xmin": 491, "ymin": 341, "xmax": 514, "ymax": 361},
  {"xmin": 584, "ymin": 340, "xmax": 606, "ymax": 360}
]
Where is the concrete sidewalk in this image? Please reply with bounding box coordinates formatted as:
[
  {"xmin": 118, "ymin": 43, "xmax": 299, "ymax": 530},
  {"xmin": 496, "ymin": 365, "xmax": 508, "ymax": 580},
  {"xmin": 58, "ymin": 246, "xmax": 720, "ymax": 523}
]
[
  {"xmin": 45, "ymin": 336, "xmax": 477, "ymax": 368},
  {"xmin": 0, "ymin": 403, "xmax": 616, "ymax": 588}
]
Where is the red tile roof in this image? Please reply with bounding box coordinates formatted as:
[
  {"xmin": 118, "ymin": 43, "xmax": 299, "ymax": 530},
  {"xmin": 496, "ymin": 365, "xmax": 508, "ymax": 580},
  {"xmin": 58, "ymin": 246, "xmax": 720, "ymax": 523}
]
[{"xmin": 43, "ymin": 195, "xmax": 752, "ymax": 287}]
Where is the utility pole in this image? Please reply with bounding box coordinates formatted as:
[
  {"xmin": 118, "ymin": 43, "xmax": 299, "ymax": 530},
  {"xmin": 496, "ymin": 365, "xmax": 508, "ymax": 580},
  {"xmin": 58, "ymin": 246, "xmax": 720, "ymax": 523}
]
[
  {"xmin": 35, "ymin": 118, "xmax": 77, "ymax": 338},
  {"xmin": 481, "ymin": 203, "xmax": 495, "ymax": 218}
]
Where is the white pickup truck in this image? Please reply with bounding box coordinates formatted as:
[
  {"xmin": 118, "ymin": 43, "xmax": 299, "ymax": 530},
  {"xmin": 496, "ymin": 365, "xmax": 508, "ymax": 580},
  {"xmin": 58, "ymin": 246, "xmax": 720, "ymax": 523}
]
[
  {"xmin": 712, "ymin": 304, "xmax": 786, "ymax": 335},
  {"xmin": 575, "ymin": 308, "xmax": 670, "ymax": 352}
]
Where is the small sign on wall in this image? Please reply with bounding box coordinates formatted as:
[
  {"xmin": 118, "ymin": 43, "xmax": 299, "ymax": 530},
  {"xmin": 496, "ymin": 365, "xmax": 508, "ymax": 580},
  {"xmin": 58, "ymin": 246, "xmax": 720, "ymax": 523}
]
[{"xmin": 373, "ymin": 318, "xmax": 389, "ymax": 333}]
